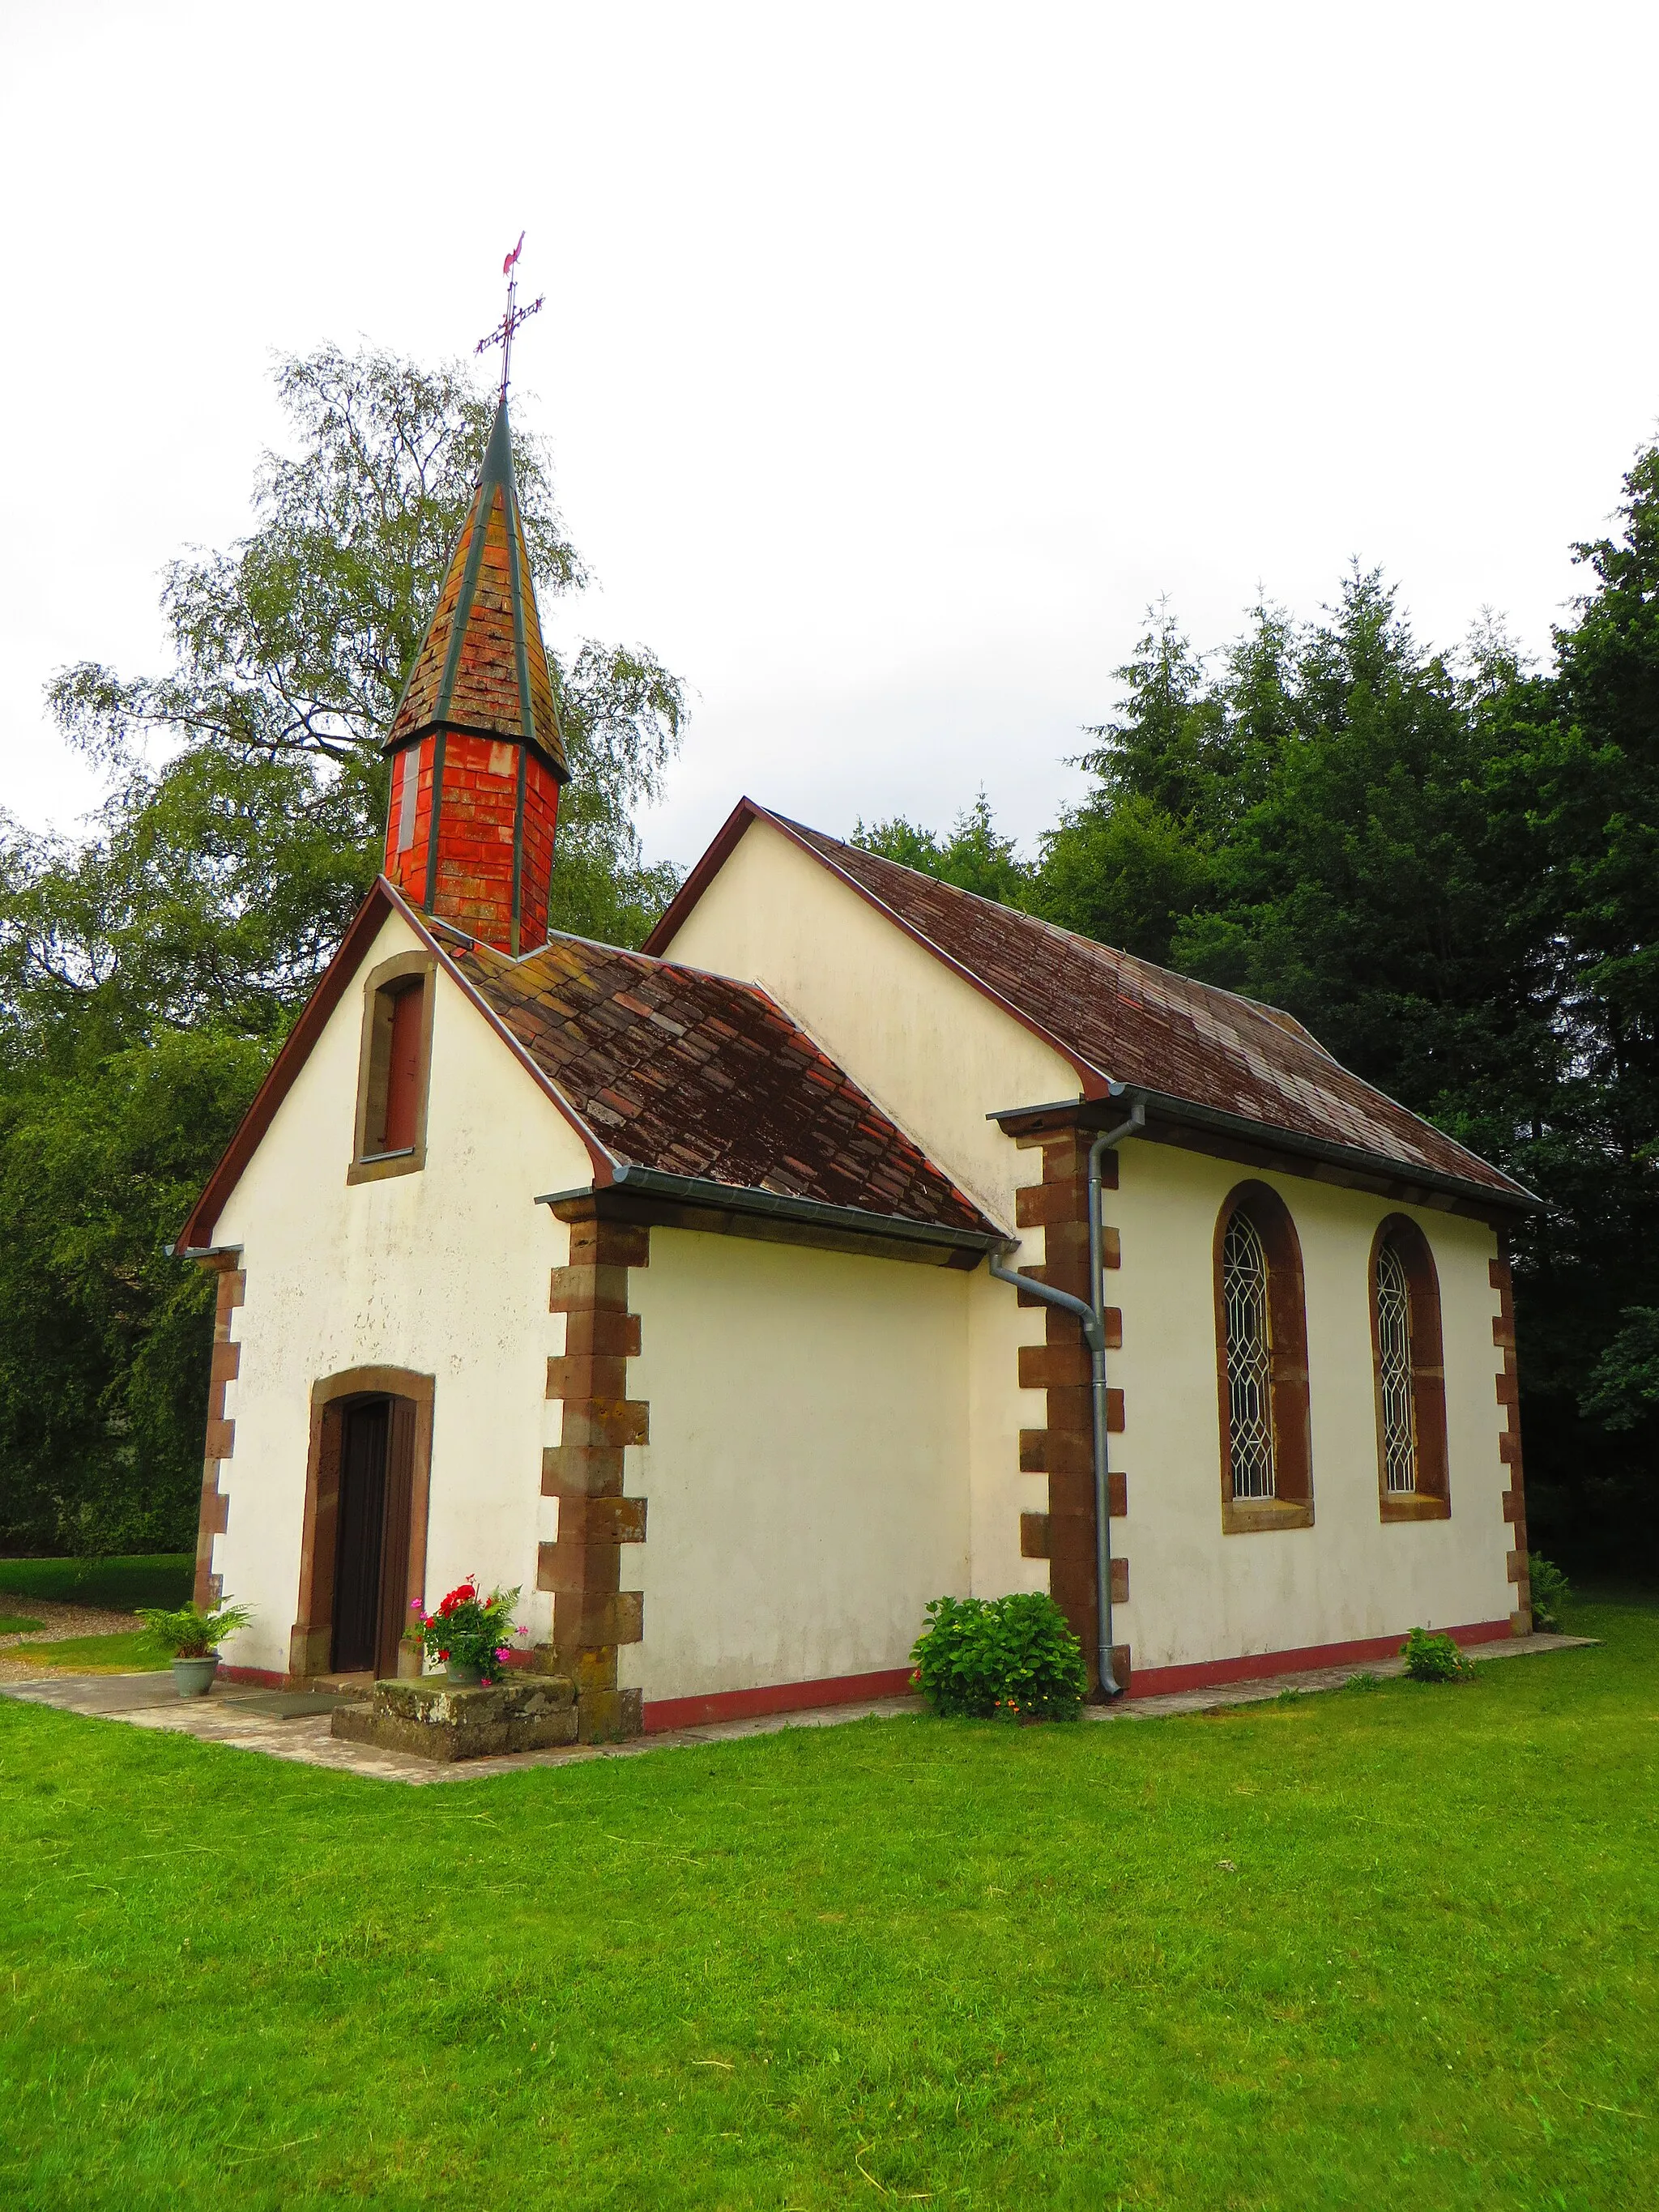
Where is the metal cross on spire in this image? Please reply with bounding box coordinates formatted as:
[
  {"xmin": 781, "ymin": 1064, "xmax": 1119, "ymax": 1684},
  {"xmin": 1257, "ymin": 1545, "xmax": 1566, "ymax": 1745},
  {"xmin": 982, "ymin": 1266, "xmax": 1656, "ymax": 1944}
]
[{"xmin": 476, "ymin": 232, "xmax": 544, "ymax": 403}]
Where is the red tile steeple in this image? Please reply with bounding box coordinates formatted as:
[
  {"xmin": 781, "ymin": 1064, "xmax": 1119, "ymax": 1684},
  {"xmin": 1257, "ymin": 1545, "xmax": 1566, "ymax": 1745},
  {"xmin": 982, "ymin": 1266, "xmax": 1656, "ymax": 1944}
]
[{"xmin": 382, "ymin": 398, "xmax": 569, "ymax": 954}]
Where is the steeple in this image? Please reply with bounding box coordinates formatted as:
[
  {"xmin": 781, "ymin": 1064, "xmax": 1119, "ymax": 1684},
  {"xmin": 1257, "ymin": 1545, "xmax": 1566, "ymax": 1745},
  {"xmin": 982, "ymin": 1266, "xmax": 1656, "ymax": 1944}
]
[{"xmin": 382, "ymin": 320, "xmax": 570, "ymax": 954}]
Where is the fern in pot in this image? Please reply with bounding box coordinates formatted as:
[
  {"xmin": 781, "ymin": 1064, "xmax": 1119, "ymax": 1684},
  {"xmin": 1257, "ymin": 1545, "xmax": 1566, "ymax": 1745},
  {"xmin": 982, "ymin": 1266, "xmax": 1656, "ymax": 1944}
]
[{"xmin": 136, "ymin": 1599, "xmax": 254, "ymax": 1698}]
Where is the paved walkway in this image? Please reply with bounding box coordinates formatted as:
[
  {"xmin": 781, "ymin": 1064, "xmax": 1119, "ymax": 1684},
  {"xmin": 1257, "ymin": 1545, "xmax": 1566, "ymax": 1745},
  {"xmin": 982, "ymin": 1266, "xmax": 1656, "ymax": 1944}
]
[{"xmin": 0, "ymin": 1630, "xmax": 1595, "ymax": 1785}]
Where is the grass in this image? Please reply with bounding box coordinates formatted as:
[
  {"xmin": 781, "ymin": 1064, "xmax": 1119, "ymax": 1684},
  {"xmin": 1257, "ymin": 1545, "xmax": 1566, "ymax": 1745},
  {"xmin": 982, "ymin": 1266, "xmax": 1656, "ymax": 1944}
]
[
  {"xmin": 4, "ymin": 1630, "xmax": 168, "ymax": 1673},
  {"xmin": 0, "ymin": 1553, "xmax": 192, "ymax": 1613},
  {"xmin": 0, "ymin": 1614, "xmax": 43, "ymax": 1636},
  {"xmin": 0, "ymin": 1597, "xmax": 1653, "ymax": 2211}
]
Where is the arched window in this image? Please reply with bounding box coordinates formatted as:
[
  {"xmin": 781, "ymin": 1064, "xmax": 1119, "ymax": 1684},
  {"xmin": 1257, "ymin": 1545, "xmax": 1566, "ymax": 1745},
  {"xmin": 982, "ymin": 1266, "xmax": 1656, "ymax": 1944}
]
[
  {"xmin": 1222, "ymin": 1212, "xmax": 1275, "ymax": 1498},
  {"xmin": 1368, "ymin": 1217, "xmax": 1450, "ymax": 1520},
  {"xmin": 1213, "ymin": 1182, "xmax": 1314, "ymax": 1532},
  {"xmin": 349, "ymin": 953, "xmax": 435, "ymax": 1183},
  {"xmin": 1375, "ymin": 1242, "xmax": 1416, "ymax": 1492}
]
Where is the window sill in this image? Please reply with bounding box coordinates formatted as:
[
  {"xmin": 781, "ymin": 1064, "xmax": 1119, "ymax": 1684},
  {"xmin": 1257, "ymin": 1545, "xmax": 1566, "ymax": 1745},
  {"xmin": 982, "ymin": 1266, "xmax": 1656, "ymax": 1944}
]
[
  {"xmin": 1222, "ymin": 1496, "xmax": 1315, "ymax": 1536},
  {"xmin": 1380, "ymin": 1491, "xmax": 1450, "ymax": 1523},
  {"xmin": 347, "ymin": 1147, "xmax": 424, "ymax": 1186}
]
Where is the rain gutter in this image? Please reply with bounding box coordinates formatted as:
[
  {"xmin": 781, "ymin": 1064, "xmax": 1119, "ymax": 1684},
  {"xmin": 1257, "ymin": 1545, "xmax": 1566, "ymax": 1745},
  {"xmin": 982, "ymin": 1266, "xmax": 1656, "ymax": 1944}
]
[
  {"xmin": 535, "ymin": 1163, "xmax": 1004, "ymax": 1259},
  {"xmin": 988, "ymin": 1081, "xmax": 1540, "ymax": 1216}
]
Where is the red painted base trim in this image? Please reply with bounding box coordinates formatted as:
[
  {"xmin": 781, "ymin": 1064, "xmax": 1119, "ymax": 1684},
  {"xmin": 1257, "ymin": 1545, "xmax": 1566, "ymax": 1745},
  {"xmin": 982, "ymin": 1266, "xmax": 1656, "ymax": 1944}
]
[
  {"xmin": 1125, "ymin": 1618, "xmax": 1515, "ymax": 1698},
  {"xmin": 218, "ymin": 1664, "xmax": 287, "ymax": 1688},
  {"xmin": 642, "ymin": 1666, "xmax": 916, "ymax": 1733}
]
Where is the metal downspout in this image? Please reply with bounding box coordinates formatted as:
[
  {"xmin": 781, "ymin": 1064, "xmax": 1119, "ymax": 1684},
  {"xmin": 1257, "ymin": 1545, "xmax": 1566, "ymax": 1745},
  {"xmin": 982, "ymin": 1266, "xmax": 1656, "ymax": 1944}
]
[
  {"xmin": 990, "ymin": 1094, "xmax": 1145, "ymax": 1699},
  {"xmin": 1086, "ymin": 1098, "xmax": 1145, "ymax": 1692}
]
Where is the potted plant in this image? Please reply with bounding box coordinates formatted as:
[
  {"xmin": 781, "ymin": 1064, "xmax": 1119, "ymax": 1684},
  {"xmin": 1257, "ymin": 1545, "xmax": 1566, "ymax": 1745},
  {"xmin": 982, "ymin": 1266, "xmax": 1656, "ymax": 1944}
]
[
  {"xmin": 135, "ymin": 1598, "xmax": 254, "ymax": 1698},
  {"xmin": 413, "ymin": 1580, "xmax": 525, "ymax": 1686}
]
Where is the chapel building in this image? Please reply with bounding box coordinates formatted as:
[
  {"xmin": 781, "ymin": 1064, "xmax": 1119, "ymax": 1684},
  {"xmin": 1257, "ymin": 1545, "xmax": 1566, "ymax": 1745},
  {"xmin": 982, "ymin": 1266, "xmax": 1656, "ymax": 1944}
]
[{"xmin": 177, "ymin": 395, "xmax": 1537, "ymax": 1737}]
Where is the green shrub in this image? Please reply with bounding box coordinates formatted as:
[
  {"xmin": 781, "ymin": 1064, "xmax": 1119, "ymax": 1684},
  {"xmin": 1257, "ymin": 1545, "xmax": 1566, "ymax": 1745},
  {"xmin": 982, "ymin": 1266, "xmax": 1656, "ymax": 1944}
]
[
  {"xmin": 911, "ymin": 1593, "xmax": 1089, "ymax": 1721},
  {"xmin": 1401, "ymin": 1626, "xmax": 1474, "ymax": 1684},
  {"xmin": 1527, "ymin": 1554, "xmax": 1572, "ymax": 1633}
]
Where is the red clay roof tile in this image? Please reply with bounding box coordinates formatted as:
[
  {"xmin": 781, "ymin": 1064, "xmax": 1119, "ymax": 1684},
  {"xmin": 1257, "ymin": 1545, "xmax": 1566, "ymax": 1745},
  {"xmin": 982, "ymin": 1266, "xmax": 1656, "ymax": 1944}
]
[
  {"xmin": 767, "ymin": 812, "xmax": 1528, "ymax": 1202},
  {"xmin": 643, "ymin": 803, "xmax": 1527, "ymax": 1206},
  {"xmin": 451, "ymin": 933, "xmax": 996, "ymax": 1234}
]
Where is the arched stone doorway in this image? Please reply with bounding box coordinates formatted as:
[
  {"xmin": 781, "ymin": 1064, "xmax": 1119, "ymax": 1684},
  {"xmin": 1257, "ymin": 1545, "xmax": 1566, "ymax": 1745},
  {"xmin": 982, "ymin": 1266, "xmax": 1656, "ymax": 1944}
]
[{"xmin": 288, "ymin": 1366, "xmax": 434, "ymax": 1683}]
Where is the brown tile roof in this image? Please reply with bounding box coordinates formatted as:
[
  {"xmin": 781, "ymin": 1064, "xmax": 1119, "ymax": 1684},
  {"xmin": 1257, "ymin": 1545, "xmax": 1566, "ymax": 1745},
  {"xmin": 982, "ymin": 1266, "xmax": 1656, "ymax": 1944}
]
[
  {"xmin": 386, "ymin": 400, "xmax": 568, "ymax": 776},
  {"xmin": 450, "ymin": 931, "xmax": 997, "ymax": 1235},
  {"xmin": 783, "ymin": 816, "xmax": 1532, "ymax": 1201},
  {"xmin": 646, "ymin": 802, "xmax": 1531, "ymax": 1206}
]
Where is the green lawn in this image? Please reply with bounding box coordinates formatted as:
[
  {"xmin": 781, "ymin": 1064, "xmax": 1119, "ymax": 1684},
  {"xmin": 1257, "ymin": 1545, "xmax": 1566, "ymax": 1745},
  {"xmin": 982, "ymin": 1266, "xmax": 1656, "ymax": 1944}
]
[
  {"xmin": 0, "ymin": 1553, "xmax": 192, "ymax": 1613},
  {"xmin": 0, "ymin": 1599, "xmax": 1653, "ymax": 2212},
  {"xmin": 0, "ymin": 1613, "xmax": 43, "ymax": 1636},
  {"xmin": 4, "ymin": 1630, "xmax": 168, "ymax": 1673}
]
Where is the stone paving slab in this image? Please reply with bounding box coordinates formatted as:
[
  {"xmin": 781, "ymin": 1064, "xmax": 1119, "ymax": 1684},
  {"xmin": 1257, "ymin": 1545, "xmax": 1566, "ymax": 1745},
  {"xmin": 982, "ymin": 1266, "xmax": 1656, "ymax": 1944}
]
[
  {"xmin": 0, "ymin": 1632, "xmax": 1596, "ymax": 1785},
  {"xmin": 5, "ymin": 1671, "xmax": 185, "ymax": 1714}
]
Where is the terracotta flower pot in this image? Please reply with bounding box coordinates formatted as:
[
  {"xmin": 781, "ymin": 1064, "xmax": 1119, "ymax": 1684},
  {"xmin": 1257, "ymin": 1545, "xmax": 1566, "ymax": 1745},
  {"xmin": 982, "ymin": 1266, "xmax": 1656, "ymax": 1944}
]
[{"xmin": 172, "ymin": 1654, "xmax": 220, "ymax": 1698}]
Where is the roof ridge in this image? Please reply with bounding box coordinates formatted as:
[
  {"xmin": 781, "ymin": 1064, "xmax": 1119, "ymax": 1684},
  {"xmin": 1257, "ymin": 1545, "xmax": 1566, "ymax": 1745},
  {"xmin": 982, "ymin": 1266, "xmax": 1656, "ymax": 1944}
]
[{"xmin": 779, "ymin": 812, "xmax": 1340, "ymax": 1056}]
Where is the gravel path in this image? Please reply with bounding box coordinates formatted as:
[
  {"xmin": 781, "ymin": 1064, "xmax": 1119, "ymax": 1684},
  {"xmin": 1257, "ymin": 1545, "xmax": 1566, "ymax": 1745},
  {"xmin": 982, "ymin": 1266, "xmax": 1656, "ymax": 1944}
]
[{"xmin": 0, "ymin": 1599, "xmax": 146, "ymax": 1681}]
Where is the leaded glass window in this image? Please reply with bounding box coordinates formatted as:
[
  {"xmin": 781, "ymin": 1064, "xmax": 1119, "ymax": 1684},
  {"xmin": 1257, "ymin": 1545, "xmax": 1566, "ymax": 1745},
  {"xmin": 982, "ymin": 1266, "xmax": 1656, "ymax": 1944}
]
[
  {"xmin": 1222, "ymin": 1209, "xmax": 1275, "ymax": 1500},
  {"xmin": 1376, "ymin": 1239, "xmax": 1417, "ymax": 1493}
]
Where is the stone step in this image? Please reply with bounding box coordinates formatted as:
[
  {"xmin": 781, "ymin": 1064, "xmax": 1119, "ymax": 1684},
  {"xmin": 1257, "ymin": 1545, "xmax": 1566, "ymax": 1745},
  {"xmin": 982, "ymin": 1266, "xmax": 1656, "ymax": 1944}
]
[{"xmin": 331, "ymin": 1673, "xmax": 577, "ymax": 1762}]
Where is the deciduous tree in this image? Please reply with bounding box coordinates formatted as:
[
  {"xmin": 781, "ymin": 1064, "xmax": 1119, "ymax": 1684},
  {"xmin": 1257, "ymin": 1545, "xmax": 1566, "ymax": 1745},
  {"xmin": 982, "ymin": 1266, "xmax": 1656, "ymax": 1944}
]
[{"xmin": 0, "ymin": 346, "xmax": 688, "ymax": 1551}]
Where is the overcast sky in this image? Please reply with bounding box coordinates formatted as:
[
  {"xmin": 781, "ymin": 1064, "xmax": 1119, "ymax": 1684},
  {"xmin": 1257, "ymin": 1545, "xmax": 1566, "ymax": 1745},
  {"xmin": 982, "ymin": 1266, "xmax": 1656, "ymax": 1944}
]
[{"xmin": 2, "ymin": 1, "xmax": 1655, "ymax": 871}]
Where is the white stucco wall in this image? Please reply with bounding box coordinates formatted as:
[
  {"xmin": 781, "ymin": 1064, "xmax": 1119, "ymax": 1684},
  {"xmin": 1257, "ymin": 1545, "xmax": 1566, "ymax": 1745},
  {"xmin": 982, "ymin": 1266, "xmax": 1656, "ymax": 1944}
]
[
  {"xmin": 209, "ymin": 910, "xmax": 590, "ymax": 1676},
  {"xmin": 656, "ymin": 814, "xmax": 1068, "ymax": 1609},
  {"xmin": 658, "ymin": 816, "xmax": 1077, "ymax": 1230},
  {"xmin": 621, "ymin": 1226, "xmax": 972, "ymax": 1702},
  {"xmin": 1103, "ymin": 1140, "xmax": 1514, "ymax": 1672}
]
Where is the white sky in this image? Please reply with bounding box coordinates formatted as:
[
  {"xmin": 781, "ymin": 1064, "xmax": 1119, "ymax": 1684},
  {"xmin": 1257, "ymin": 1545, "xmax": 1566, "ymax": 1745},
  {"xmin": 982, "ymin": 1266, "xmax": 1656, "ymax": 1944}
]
[{"xmin": 2, "ymin": 1, "xmax": 1654, "ymax": 870}]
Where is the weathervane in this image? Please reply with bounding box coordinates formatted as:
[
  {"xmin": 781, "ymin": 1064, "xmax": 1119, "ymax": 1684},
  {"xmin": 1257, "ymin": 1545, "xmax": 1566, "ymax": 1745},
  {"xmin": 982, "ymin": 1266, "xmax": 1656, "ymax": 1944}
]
[{"xmin": 476, "ymin": 233, "xmax": 544, "ymax": 402}]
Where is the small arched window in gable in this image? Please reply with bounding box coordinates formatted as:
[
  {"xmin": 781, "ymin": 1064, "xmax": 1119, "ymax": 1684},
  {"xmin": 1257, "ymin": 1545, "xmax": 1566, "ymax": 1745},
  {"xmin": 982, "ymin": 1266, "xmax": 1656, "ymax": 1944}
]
[
  {"xmin": 349, "ymin": 953, "xmax": 435, "ymax": 1184},
  {"xmin": 379, "ymin": 981, "xmax": 425, "ymax": 1153},
  {"xmin": 1213, "ymin": 1182, "xmax": 1315, "ymax": 1532},
  {"xmin": 1369, "ymin": 1217, "xmax": 1451, "ymax": 1520}
]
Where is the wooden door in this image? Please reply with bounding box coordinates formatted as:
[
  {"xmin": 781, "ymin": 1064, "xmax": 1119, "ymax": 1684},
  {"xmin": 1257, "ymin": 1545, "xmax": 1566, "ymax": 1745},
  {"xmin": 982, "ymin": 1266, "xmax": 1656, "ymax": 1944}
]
[
  {"xmin": 326, "ymin": 1394, "xmax": 419, "ymax": 1679},
  {"xmin": 376, "ymin": 1397, "xmax": 417, "ymax": 1679},
  {"xmin": 331, "ymin": 1400, "xmax": 389, "ymax": 1672}
]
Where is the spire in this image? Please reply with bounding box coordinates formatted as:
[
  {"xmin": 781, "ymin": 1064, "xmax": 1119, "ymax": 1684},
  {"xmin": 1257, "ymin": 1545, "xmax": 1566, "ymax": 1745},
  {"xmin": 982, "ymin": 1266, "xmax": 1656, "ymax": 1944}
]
[
  {"xmin": 385, "ymin": 398, "xmax": 569, "ymax": 774},
  {"xmin": 381, "ymin": 240, "xmax": 572, "ymax": 956}
]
